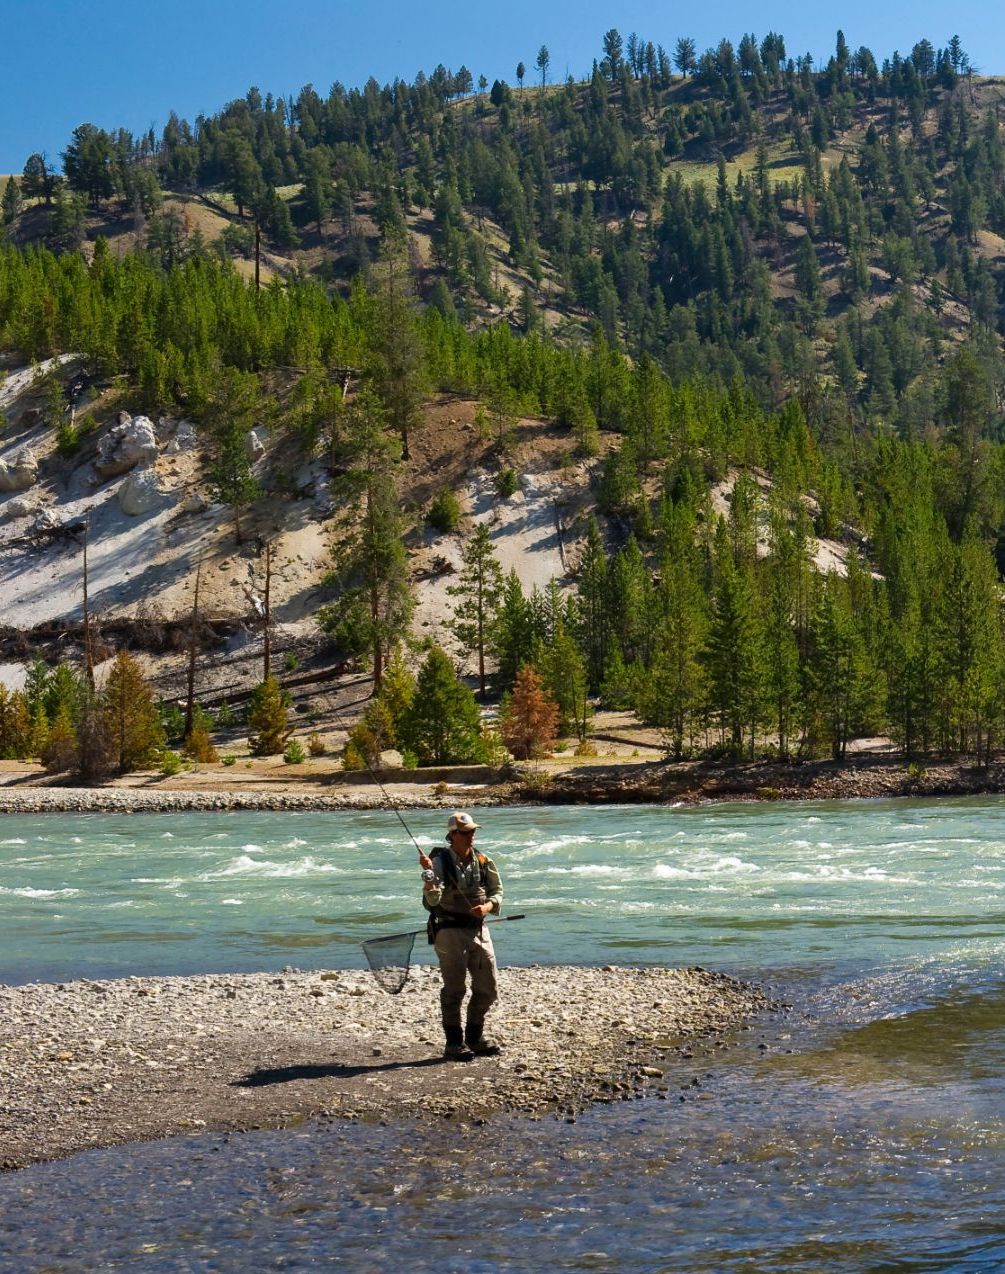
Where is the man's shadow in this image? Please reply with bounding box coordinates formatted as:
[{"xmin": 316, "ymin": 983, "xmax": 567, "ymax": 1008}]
[{"xmin": 233, "ymin": 1057, "xmax": 445, "ymax": 1088}]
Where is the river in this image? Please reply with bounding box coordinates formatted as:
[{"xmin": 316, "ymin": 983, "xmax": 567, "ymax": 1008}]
[{"xmin": 2, "ymin": 799, "xmax": 1004, "ymax": 1271}]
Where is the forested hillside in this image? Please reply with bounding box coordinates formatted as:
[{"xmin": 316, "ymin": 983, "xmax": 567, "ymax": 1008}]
[{"xmin": 3, "ymin": 27, "xmax": 1005, "ymax": 770}]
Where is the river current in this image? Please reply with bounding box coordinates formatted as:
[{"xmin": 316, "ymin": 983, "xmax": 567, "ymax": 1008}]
[{"xmin": 2, "ymin": 799, "xmax": 1005, "ymax": 1271}]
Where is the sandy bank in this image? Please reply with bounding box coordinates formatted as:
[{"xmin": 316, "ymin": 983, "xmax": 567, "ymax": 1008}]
[{"xmin": 0, "ymin": 965, "xmax": 775, "ymax": 1171}]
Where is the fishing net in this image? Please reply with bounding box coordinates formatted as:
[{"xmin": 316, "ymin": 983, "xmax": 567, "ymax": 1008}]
[{"xmin": 361, "ymin": 929, "xmax": 419, "ymax": 995}]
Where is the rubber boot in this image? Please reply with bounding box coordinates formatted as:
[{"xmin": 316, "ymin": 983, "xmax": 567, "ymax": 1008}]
[
  {"xmin": 443, "ymin": 1024, "xmax": 473, "ymax": 1061},
  {"xmin": 465, "ymin": 1018, "xmax": 501, "ymax": 1057}
]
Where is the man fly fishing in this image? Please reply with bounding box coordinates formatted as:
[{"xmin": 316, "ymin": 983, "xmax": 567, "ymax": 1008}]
[{"xmin": 421, "ymin": 811, "xmax": 503, "ymax": 1061}]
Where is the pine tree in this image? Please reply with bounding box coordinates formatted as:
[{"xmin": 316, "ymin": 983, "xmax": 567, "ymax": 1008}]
[
  {"xmin": 400, "ymin": 647, "xmax": 485, "ymax": 765},
  {"xmin": 500, "ymin": 664, "xmax": 560, "ymax": 759},
  {"xmin": 1, "ymin": 177, "xmax": 22, "ymax": 227},
  {"xmin": 101, "ymin": 651, "xmax": 165, "ymax": 771},
  {"xmin": 763, "ymin": 511, "xmax": 807, "ymax": 756},
  {"xmin": 936, "ymin": 534, "xmax": 1003, "ymax": 758},
  {"xmin": 0, "ymin": 687, "xmax": 31, "ymax": 758},
  {"xmin": 21, "ymin": 153, "xmax": 59, "ymax": 207},
  {"xmin": 368, "ymin": 234, "xmax": 427, "ymax": 459},
  {"xmin": 44, "ymin": 663, "xmax": 84, "ymax": 726},
  {"xmin": 247, "ymin": 677, "xmax": 291, "ymax": 756},
  {"xmin": 324, "ymin": 389, "xmax": 411, "ymax": 689},
  {"xmin": 27, "ymin": 701, "xmax": 50, "ymax": 759},
  {"xmin": 575, "ymin": 520, "xmax": 610, "ymax": 690},
  {"xmin": 493, "ymin": 570, "xmax": 535, "ymax": 689},
  {"xmin": 538, "ymin": 620, "xmax": 591, "ymax": 740},
  {"xmin": 536, "ymin": 45, "xmax": 550, "ymax": 88},
  {"xmin": 647, "ymin": 555, "xmax": 708, "ymax": 757},
  {"xmin": 208, "ymin": 421, "xmax": 261, "ymax": 544},
  {"xmin": 41, "ymin": 701, "xmax": 78, "ymax": 774},
  {"xmin": 302, "ymin": 149, "xmax": 333, "ymax": 236},
  {"xmin": 703, "ymin": 556, "xmax": 764, "ymax": 756},
  {"xmin": 447, "ymin": 524, "xmax": 504, "ymax": 696},
  {"xmin": 378, "ymin": 647, "xmax": 416, "ymax": 739},
  {"xmin": 23, "ymin": 659, "xmax": 52, "ymax": 718},
  {"xmin": 808, "ymin": 579, "xmax": 870, "ymax": 761}
]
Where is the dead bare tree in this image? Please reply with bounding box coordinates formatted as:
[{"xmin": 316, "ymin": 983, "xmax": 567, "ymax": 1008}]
[
  {"xmin": 183, "ymin": 552, "xmax": 204, "ymax": 740},
  {"xmin": 263, "ymin": 540, "xmax": 273, "ymax": 683},
  {"xmin": 82, "ymin": 520, "xmax": 94, "ymax": 689}
]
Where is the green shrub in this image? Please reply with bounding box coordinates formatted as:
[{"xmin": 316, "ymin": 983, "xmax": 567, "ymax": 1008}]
[
  {"xmin": 216, "ymin": 701, "xmax": 235, "ymax": 728},
  {"xmin": 219, "ymin": 222, "xmax": 254, "ymax": 258},
  {"xmin": 317, "ymin": 594, "xmax": 371, "ymax": 657},
  {"xmin": 427, "ymin": 488, "xmax": 462, "ymax": 533},
  {"xmin": 400, "ymin": 749, "xmax": 419, "ymax": 770},
  {"xmin": 284, "ymin": 651, "xmax": 299, "ymax": 672},
  {"xmin": 284, "ymin": 738, "xmax": 306, "ymax": 764},
  {"xmin": 222, "ymin": 755, "xmax": 238, "ymax": 766},
  {"xmin": 160, "ymin": 749, "xmax": 183, "ymax": 776},
  {"xmin": 56, "ymin": 421, "xmax": 80, "ymax": 457},
  {"xmin": 158, "ymin": 701, "xmax": 185, "ymax": 743},
  {"xmin": 55, "ymin": 413, "xmax": 97, "ymax": 458},
  {"xmin": 496, "ymin": 468, "xmax": 519, "ymax": 499}
]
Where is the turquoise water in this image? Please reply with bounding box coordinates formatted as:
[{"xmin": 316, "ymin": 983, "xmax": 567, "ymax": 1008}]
[
  {"xmin": 3, "ymin": 798, "xmax": 1005, "ymax": 1271},
  {"xmin": 3, "ymin": 799, "xmax": 1005, "ymax": 982}
]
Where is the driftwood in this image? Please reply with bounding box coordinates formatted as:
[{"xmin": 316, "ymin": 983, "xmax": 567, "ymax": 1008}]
[{"xmin": 4, "ymin": 519, "xmax": 87, "ymax": 549}]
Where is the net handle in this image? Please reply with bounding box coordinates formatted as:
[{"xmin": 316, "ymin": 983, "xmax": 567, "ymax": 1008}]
[{"xmin": 365, "ymin": 914, "xmax": 527, "ymax": 945}]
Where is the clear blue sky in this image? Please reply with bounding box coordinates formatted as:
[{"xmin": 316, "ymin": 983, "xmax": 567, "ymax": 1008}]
[{"xmin": 2, "ymin": 0, "xmax": 1003, "ymax": 172}]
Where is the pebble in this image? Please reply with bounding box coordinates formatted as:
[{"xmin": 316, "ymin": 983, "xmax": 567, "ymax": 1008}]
[{"xmin": 0, "ymin": 965, "xmax": 776, "ymax": 1173}]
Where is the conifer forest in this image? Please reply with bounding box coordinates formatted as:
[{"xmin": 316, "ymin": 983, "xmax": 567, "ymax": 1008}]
[{"xmin": 4, "ymin": 26, "xmax": 1005, "ymax": 770}]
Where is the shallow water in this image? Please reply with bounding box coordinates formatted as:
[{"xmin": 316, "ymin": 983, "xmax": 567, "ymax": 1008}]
[{"xmin": 3, "ymin": 799, "xmax": 1005, "ymax": 1270}]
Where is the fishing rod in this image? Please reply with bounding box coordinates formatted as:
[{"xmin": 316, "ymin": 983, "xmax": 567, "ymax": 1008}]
[{"xmin": 328, "ymin": 690, "xmax": 433, "ymax": 867}]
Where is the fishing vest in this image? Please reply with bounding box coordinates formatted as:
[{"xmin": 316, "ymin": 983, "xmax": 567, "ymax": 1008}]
[{"xmin": 424, "ymin": 845, "xmax": 490, "ymax": 939}]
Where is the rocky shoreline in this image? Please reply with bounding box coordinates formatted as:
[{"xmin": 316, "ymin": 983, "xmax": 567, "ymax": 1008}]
[
  {"xmin": 3, "ymin": 755, "xmax": 1005, "ymax": 814},
  {"xmin": 0, "ymin": 965, "xmax": 776, "ymax": 1172},
  {"xmin": 0, "ymin": 787, "xmax": 453, "ymax": 814}
]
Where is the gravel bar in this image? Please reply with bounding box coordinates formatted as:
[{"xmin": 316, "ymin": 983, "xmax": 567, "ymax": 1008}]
[
  {"xmin": 0, "ymin": 965, "xmax": 776, "ymax": 1171},
  {"xmin": 0, "ymin": 788, "xmax": 464, "ymax": 814}
]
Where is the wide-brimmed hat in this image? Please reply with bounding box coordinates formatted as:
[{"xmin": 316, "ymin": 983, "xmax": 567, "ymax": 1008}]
[{"xmin": 447, "ymin": 811, "xmax": 479, "ymax": 835}]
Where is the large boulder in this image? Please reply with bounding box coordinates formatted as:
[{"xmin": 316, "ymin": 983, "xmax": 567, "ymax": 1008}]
[
  {"xmin": 2, "ymin": 495, "xmax": 39, "ymax": 521},
  {"xmin": 95, "ymin": 415, "xmax": 159, "ymax": 479},
  {"xmin": 0, "ymin": 448, "xmax": 38, "ymax": 492},
  {"xmin": 118, "ymin": 467, "xmax": 165, "ymax": 516},
  {"xmin": 180, "ymin": 491, "xmax": 208, "ymax": 514}
]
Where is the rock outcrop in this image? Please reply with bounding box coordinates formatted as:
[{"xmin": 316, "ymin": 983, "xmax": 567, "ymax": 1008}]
[
  {"xmin": 0, "ymin": 448, "xmax": 39, "ymax": 492},
  {"xmin": 245, "ymin": 429, "xmax": 265, "ymax": 462},
  {"xmin": 94, "ymin": 415, "xmax": 159, "ymax": 479},
  {"xmin": 165, "ymin": 420, "xmax": 198, "ymax": 454}
]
